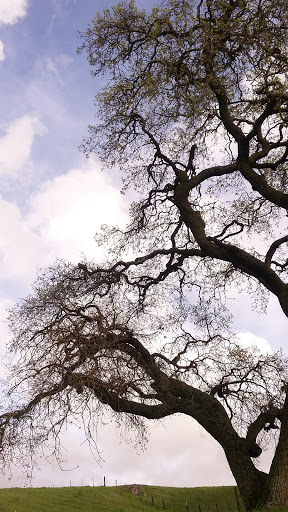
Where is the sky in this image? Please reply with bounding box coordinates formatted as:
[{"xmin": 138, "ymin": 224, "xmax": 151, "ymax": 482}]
[{"xmin": 0, "ymin": 0, "xmax": 286, "ymax": 490}]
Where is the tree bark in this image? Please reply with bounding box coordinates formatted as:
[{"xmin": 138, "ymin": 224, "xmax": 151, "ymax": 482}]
[
  {"xmin": 179, "ymin": 392, "xmax": 267, "ymax": 511},
  {"xmin": 223, "ymin": 442, "xmax": 268, "ymax": 511},
  {"xmin": 265, "ymin": 390, "xmax": 288, "ymax": 508}
]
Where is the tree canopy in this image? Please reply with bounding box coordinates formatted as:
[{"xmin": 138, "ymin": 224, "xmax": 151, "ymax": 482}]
[{"xmin": 1, "ymin": 0, "xmax": 288, "ymax": 510}]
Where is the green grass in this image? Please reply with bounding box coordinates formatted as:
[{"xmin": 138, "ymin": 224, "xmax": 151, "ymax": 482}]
[
  {"xmin": 252, "ymin": 508, "xmax": 288, "ymax": 512},
  {"xmin": 0, "ymin": 484, "xmax": 244, "ymax": 512}
]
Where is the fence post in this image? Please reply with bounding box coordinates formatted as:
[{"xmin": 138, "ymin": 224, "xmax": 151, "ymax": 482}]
[
  {"xmin": 234, "ymin": 487, "xmax": 242, "ymax": 512},
  {"xmin": 151, "ymin": 495, "xmax": 154, "ymax": 506},
  {"xmin": 199, "ymin": 505, "xmax": 202, "ymax": 512},
  {"xmin": 186, "ymin": 500, "xmax": 189, "ymax": 512},
  {"xmin": 103, "ymin": 476, "xmax": 106, "ymax": 487},
  {"xmin": 162, "ymin": 497, "xmax": 166, "ymax": 509}
]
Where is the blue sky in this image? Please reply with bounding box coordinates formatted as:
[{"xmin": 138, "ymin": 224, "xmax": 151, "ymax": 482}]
[
  {"xmin": 0, "ymin": 0, "xmax": 285, "ymax": 490},
  {"xmin": 0, "ymin": 1, "xmax": 102, "ymax": 198}
]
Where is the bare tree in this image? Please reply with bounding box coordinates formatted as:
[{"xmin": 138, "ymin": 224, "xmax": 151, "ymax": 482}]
[{"xmin": 1, "ymin": 0, "xmax": 288, "ymax": 509}]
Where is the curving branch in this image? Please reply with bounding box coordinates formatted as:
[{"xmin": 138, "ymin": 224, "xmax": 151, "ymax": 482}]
[
  {"xmin": 246, "ymin": 404, "xmax": 282, "ymax": 458},
  {"xmin": 265, "ymin": 235, "xmax": 288, "ymax": 267}
]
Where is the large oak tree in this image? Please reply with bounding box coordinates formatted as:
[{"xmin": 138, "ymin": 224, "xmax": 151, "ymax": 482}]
[{"xmin": 1, "ymin": 0, "xmax": 288, "ymax": 509}]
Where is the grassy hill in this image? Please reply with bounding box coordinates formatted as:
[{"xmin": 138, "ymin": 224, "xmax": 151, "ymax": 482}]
[
  {"xmin": 0, "ymin": 484, "xmax": 243, "ymax": 512},
  {"xmin": 0, "ymin": 484, "xmax": 286, "ymax": 512}
]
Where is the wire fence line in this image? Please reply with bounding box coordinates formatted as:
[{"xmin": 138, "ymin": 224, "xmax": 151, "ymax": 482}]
[{"xmin": 149, "ymin": 487, "xmax": 244, "ymax": 512}]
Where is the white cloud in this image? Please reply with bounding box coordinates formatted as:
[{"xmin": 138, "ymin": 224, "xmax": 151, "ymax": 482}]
[
  {"xmin": 0, "ymin": 41, "xmax": 5, "ymax": 61},
  {"xmin": 0, "ymin": 197, "xmax": 52, "ymax": 285},
  {"xmin": 0, "ymin": 0, "xmax": 28, "ymax": 25},
  {"xmin": 0, "ymin": 158, "xmax": 127, "ymax": 285},
  {"xmin": 0, "ymin": 115, "xmax": 46, "ymax": 177},
  {"xmin": 235, "ymin": 332, "xmax": 272, "ymax": 354},
  {"xmin": 27, "ymin": 158, "xmax": 128, "ymax": 263}
]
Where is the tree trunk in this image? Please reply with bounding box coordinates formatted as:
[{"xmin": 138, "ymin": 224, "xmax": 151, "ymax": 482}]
[
  {"xmin": 221, "ymin": 438, "xmax": 267, "ymax": 511},
  {"xmin": 172, "ymin": 381, "xmax": 268, "ymax": 511},
  {"xmin": 264, "ymin": 390, "xmax": 288, "ymax": 508}
]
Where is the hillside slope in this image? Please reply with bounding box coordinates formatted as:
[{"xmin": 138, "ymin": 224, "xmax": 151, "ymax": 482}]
[{"xmin": 0, "ymin": 484, "xmax": 244, "ymax": 511}]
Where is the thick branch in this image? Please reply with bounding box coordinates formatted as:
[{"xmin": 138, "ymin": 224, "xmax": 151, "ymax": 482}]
[
  {"xmin": 246, "ymin": 406, "xmax": 282, "ymax": 458},
  {"xmin": 265, "ymin": 236, "xmax": 288, "ymax": 267},
  {"xmin": 237, "ymin": 159, "xmax": 288, "ymax": 210},
  {"xmin": 173, "ymin": 170, "xmax": 288, "ymax": 315}
]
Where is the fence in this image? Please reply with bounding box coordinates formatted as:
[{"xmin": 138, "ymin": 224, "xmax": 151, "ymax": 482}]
[
  {"xmin": 149, "ymin": 487, "xmax": 244, "ymax": 512},
  {"xmin": 64, "ymin": 478, "xmax": 245, "ymax": 512}
]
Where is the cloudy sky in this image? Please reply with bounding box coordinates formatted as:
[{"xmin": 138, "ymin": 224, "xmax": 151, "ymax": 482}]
[{"xmin": 0, "ymin": 0, "xmax": 286, "ymax": 490}]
